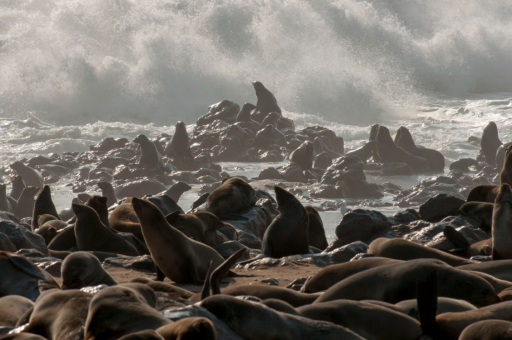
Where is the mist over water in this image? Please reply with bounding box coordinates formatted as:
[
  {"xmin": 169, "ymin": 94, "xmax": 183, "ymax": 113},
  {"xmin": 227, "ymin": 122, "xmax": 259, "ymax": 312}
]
[{"xmin": 2, "ymin": 0, "xmax": 512, "ymax": 125}]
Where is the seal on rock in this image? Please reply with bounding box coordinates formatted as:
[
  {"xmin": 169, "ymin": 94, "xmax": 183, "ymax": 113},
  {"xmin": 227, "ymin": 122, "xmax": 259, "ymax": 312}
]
[
  {"xmin": 10, "ymin": 175, "xmax": 25, "ymax": 201},
  {"xmin": 492, "ymin": 184, "xmax": 512, "ymax": 260},
  {"xmin": 394, "ymin": 126, "xmax": 445, "ymax": 172},
  {"xmin": 31, "ymin": 185, "xmax": 61, "ymax": 231},
  {"xmin": 289, "ymin": 141, "xmax": 314, "ymax": 171},
  {"xmin": 304, "ymin": 206, "xmax": 328, "ymax": 250},
  {"xmin": 9, "ymin": 162, "xmax": 43, "ymax": 189},
  {"xmin": 467, "ymin": 184, "xmax": 499, "ymax": 203},
  {"xmin": 501, "ymin": 145, "xmax": 512, "ymax": 185},
  {"xmin": 457, "ymin": 202, "xmax": 493, "ymax": 231},
  {"xmin": 13, "ymin": 187, "xmax": 39, "ymax": 219},
  {"xmin": 481, "ymin": 121, "xmax": 502, "ymax": 166},
  {"xmin": 97, "ymin": 182, "xmax": 118, "ymax": 207},
  {"xmin": 262, "ymin": 186, "xmax": 309, "ymax": 258},
  {"xmin": 164, "ymin": 211, "xmax": 227, "ymax": 247},
  {"xmin": 205, "ymin": 177, "xmax": 257, "ymax": 218},
  {"xmin": 133, "ymin": 134, "xmax": 165, "ymax": 172},
  {"xmin": 251, "ymin": 81, "xmax": 281, "ymax": 123}
]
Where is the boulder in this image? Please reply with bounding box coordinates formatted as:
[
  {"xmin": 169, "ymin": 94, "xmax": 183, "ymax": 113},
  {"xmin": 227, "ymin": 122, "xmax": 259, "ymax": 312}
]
[
  {"xmin": 419, "ymin": 194, "xmax": 465, "ymax": 222},
  {"xmin": 335, "ymin": 209, "xmax": 392, "ymax": 246}
]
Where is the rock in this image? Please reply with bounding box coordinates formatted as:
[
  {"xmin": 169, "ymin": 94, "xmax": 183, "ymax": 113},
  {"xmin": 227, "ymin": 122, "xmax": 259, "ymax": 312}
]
[
  {"xmin": 313, "ymin": 152, "xmax": 333, "ymax": 170},
  {"xmin": 90, "ymin": 137, "xmax": 128, "ymax": 152},
  {"xmin": 419, "ymin": 194, "xmax": 465, "ymax": 222},
  {"xmin": 116, "ymin": 179, "xmax": 166, "ymax": 198},
  {"xmin": 0, "ymin": 232, "xmax": 16, "ymax": 251},
  {"xmin": 213, "ymin": 241, "xmax": 251, "ymax": 261},
  {"xmin": 382, "ymin": 162, "xmax": 413, "ymax": 176},
  {"xmin": 258, "ymin": 167, "xmax": 283, "ymax": 180},
  {"xmin": 261, "ymin": 278, "xmax": 279, "ymax": 286},
  {"xmin": 286, "ymin": 277, "xmax": 310, "ymax": 291},
  {"xmin": 320, "ymin": 156, "xmax": 366, "ymax": 185},
  {"xmin": 197, "ymin": 100, "xmax": 241, "ymax": 126},
  {"xmin": 388, "ymin": 209, "xmax": 421, "ymax": 225},
  {"xmin": 278, "ymin": 163, "xmax": 306, "ymax": 183},
  {"xmin": 310, "ymin": 185, "xmax": 343, "ymax": 199},
  {"xmin": 103, "ymin": 255, "xmax": 155, "ymax": 271},
  {"xmin": 335, "ymin": 210, "xmax": 392, "ymax": 246},
  {"xmin": 0, "ymin": 220, "xmax": 48, "ymax": 255}
]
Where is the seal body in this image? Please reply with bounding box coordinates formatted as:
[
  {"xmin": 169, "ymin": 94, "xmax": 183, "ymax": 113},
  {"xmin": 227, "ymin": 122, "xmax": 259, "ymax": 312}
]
[
  {"xmin": 133, "ymin": 134, "xmax": 165, "ymax": 172},
  {"xmin": 481, "ymin": 121, "xmax": 502, "ymax": 166},
  {"xmin": 501, "ymin": 145, "xmax": 512, "ymax": 185},
  {"xmin": 9, "ymin": 162, "xmax": 43, "ymax": 189},
  {"xmin": 262, "ymin": 186, "xmax": 309, "ymax": 258},
  {"xmin": 289, "ymin": 141, "xmax": 315, "ymax": 170},
  {"xmin": 61, "ymin": 251, "xmax": 117, "ymax": 289},
  {"xmin": 205, "ymin": 177, "xmax": 257, "ymax": 218},
  {"xmin": 492, "ymin": 184, "xmax": 512, "ymax": 260},
  {"xmin": 31, "ymin": 185, "xmax": 61, "ymax": 231}
]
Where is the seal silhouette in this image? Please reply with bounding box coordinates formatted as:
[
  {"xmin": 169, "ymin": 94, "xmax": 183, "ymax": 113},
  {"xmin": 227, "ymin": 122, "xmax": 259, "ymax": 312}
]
[
  {"xmin": 10, "ymin": 175, "xmax": 25, "ymax": 201},
  {"xmin": 289, "ymin": 141, "xmax": 315, "ymax": 170},
  {"xmin": 205, "ymin": 177, "xmax": 257, "ymax": 218},
  {"xmin": 97, "ymin": 182, "xmax": 118, "ymax": 207},
  {"xmin": 9, "ymin": 162, "xmax": 43, "ymax": 189},
  {"xmin": 394, "ymin": 126, "xmax": 445, "ymax": 172},
  {"xmin": 31, "ymin": 185, "xmax": 61, "ymax": 231},
  {"xmin": 481, "ymin": 121, "xmax": 502, "ymax": 166},
  {"xmin": 492, "ymin": 184, "xmax": 512, "ymax": 260},
  {"xmin": 133, "ymin": 134, "xmax": 165, "ymax": 172},
  {"xmin": 251, "ymin": 81, "xmax": 281, "ymax": 123},
  {"xmin": 501, "ymin": 145, "xmax": 512, "ymax": 185},
  {"xmin": 262, "ymin": 186, "xmax": 309, "ymax": 258},
  {"xmin": 305, "ymin": 206, "xmax": 328, "ymax": 250}
]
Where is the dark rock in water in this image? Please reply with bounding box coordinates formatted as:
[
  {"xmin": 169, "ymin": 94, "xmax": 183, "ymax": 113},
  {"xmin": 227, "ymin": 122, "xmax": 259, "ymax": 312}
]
[
  {"xmin": 388, "ymin": 209, "xmax": 420, "ymax": 225},
  {"xmin": 382, "ymin": 162, "xmax": 413, "ymax": 176},
  {"xmin": 0, "ymin": 220, "xmax": 48, "ymax": 254},
  {"xmin": 278, "ymin": 163, "xmax": 306, "ymax": 183},
  {"xmin": 238, "ymin": 241, "xmax": 367, "ymax": 269},
  {"xmin": 169, "ymin": 171, "xmax": 199, "ymax": 184},
  {"xmin": 335, "ymin": 210, "xmax": 392, "ymax": 247},
  {"xmin": 419, "ymin": 194, "xmax": 465, "ymax": 222},
  {"xmin": 90, "ymin": 137, "xmax": 128, "ymax": 152},
  {"xmin": 258, "ymin": 167, "xmax": 283, "ymax": 180},
  {"xmin": 320, "ymin": 155, "xmax": 365, "ymax": 185},
  {"xmin": 116, "ymin": 179, "xmax": 166, "ymax": 198},
  {"xmin": 103, "ymin": 254, "xmax": 155, "ymax": 271},
  {"xmin": 450, "ymin": 158, "xmax": 478, "ymax": 172},
  {"xmin": 313, "ymin": 152, "xmax": 332, "ymax": 170},
  {"xmin": 197, "ymin": 100, "xmax": 240, "ymax": 126},
  {"xmin": 213, "ymin": 241, "xmax": 250, "ymax": 261},
  {"xmin": 0, "ymin": 232, "xmax": 16, "ymax": 251}
]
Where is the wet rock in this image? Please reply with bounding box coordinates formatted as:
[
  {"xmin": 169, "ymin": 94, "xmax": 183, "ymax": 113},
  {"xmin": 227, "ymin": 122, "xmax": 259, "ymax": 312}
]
[
  {"xmin": 321, "ymin": 155, "xmax": 365, "ymax": 185},
  {"xmin": 313, "ymin": 152, "xmax": 332, "ymax": 170},
  {"xmin": 28, "ymin": 256, "xmax": 62, "ymax": 277},
  {"xmin": 90, "ymin": 137, "xmax": 128, "ymax": 152},
  {"xmin": 426, "ymin": 224, "xmax": 489, "ymax": 251},
  {"xmin": 88, "ymin": 167, "xmax": 114, "ymax": 181},
  {"xmin": 278, "ymin": 163, "xmax": 306, "ymax": 183},
  {"xmin": 258, "ymin": 167, "xmax": 283, "ymax": 180},
  {"xmin": 98, "ymin": 157, "xmax": 130, "ymax": 169},
  {"xmin": 350, "ymin": 253, "xmax": 375, "ymax": 261},
  {"xmin": 0, "ymin": 232, "xmax": 16, "ymax": 251},
  {"xmin": 388, "ymin": 209, "xmax": 421, "ymax": 225},
  {"xmin": 169, "ymin": 171, "xmax": 199, "ymax": 184},
  {"xmin": 103, "ymin": 254, "xmax": 155, "ymax": 271},
  {"xmin": 335, "ymin": 210, "xmax": 392, "ymax": 246},
  {"xmin": 116, "ymin": 179, "xmax": 166, "ymax": 198},
  {"xmin": 419, "ymin": 194, "xmax": 465, "ymax": 222},
  {"xmin": 0, "ymin": 220, "xmax": 48, "ymax": 255},
  {"xmin": 382, "ymin": 162, "xmax": 413, "ymax": 176},
  {"xmin": 310, "ymin": 185, "xmax": 343, "ymax": 199},
  {"xmin": 197, "ymin": 100, "xmax": 241, "ymax": 126}
]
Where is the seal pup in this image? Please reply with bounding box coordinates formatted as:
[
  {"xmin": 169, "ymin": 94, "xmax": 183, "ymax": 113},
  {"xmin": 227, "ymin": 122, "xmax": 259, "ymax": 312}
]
[
  {"xmin": 73, "ymin": 203, "xmax": 139, "ymax": 256},
  {"xmin": 467, "ymin": 184, "xmax": 499, "ymax": 203},
  {"xmin": 251, "ymin": 81, "xmax": 281, "ymax": 123},
  {"xmin": 132, "ymin": 197, "xmax": 225, "ymax": 284},
  {"xmin": 501, "ymin": 144, "xmax": 512, "ymax": 185},
  {"xmin": 133, "ymin": 134, "xmax": 165, "ymax": 172},
  {"xmin": 0, "ymin": 184, "xmax": 12, "ymax": 213},
  {"xmin": 368, "ymin": 238, "xmax": 473, "ymax": 266},
  {"xmin": 200, "ymin": 295, "xmax": 365, "ymax": 340},
  {"xmin": 61, "ymin": 251, "xmax": 116, "ymax": 289},
  {"xmin": 205, "ymin": 177, "xmax": 257, "ymax": 218},
  {"xmin": 97, "ymin": 181, "xmax": 118, "ymax": 207},
  {"xmin": 304, "ymin": 206, "xmax": 328, "ymax": 250},
  {"xmin": 304, "ymin": 257, "xmax": 403, "ymax": 293},
  {"xmin": 0, "ymin": 251, "xmax": 59, "ymax": 301},
  {"xmin": 492, "ymin": 184, "xmax": 512, "ymax": 260},
  {"xmin": 481, "ymin": 121, "xmax": 502, "ymax": 166},
  {"xmin": 459, "ymin": 320, "xmax": 512, "ymax": 340},
  {"xmin": 289, "ymin": 141, "xmax": 314, "ymax": 171},
  {"xmin": 262, "ymin": 186, "xmax": 309, "ymax": 258},
  {"xmin": 314, "ymin": 259, "xmax": 499, "ymax": 307},
  {"xmin": 22, "ymin": 289, "xmax": 92, "ymax": 340},
  {"xmin": 375, "ymin": 126, "xmax": 428, "ymax": 172},
  {"xmin": 156, "ymin": 318, "xmax": 217, "ymax": 340},
  {"xmin": 13, "ymin": 187, "xmax": 39, "ymax": 219},
  {"xmin": 9, "ymin": 162, "xmax": 43, "ymax": 189},
  {"xmin": 31, "ymin": 185, "xmax": 61, "ymax": 231},
  {"xmin": 0, "ymin": 296, "xmax": 33, "ymax": 327},
  {"xmin": 10, "ymin": 175, "xmax": 25, "ymax": 201},
  {"xmin": 84, "ymin": 285, "xmax": 171, "ymax": 340}
]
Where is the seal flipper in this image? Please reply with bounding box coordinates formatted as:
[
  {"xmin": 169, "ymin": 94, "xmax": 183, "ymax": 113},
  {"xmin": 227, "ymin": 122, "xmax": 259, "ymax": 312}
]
[
  {"xmin": 443, "ymin": 226, "xmax": 471, "ymax": 249},
  {"xmin": 201, "ymin": 261, "xmax": 214, "ymax": 300},
  {"xmin": 417, "ymin": 270, "xmax": 438, "ymax": 338},
  {"xmin": 210, "ymin": 248, "xmax": 247, "ymax": 295}
]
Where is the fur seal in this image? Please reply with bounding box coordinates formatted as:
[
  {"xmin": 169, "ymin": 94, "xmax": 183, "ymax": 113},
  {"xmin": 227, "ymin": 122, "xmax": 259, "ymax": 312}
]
[
  {"xmin": 132, "ymin": 197, "xmax": 224, "ymax": 284},
  {"xmin": 84, "ymin": 285, "xmax": 170, "ymax": 340},
  {"xmin": 314, "ymin": 259, "xmax": 499, "ymax": 306},
  {"xmin": 163, "ymin": 181, "xmax": 191, "ymax": 203},
  {"xmin": 467, "ymin": 184, "xmax": 499, "ymax": 203},
  {"xmin": 481, "ymin": 121, "xmax": 502, "ymax": 166},
  {"xmin": 262, "ymin": 186, "xmax": 309, "ymax": 258},
  {"xmin": 0, "ymin": 296, "xmax": 33, "ymax": 327},
  {"xmin": 13, "ymin": 187, "xmax": 39, "ymax": 219},
  {"xmin": 133, "ymin": 134, "xmax": 165, "ymax": 172},
  {"xmin": 0, "ymin": 184, "xmax": 12, "ymax": 213},
  {"xmin": 156, "ymin": 318, "xmax": 217, "ymax": 340},
  {"xmin": 61, "ymin": 251, "xmax": 116, "ymax": 289},
  {"xmin": 236, "ymin": 103, "xmax": 256, "ymax": 122},
  {"xmin": 501, "ymin": 145, "xmax": 512, "ymax": 185},
  {"xmin": 366, "ymin": 297, "xmax": 477, "ymax": 318},
  {"xmin": 457, "ymin": 202, "xmax": 493, "ymax": 231},
  {"xmin": 97, "ymin": 182, "xmax": 118, "ymax": 207},
  {"xmin": 86, "ymin": 195, "xmax": 110, "ymax": 228},
  {"xmin": 164, "ymin": 211, "xmax": 227, "ymax": 247},
  {"xmin": 304, "ymin": 206, "xmax": 328, "ymax": 250},
  {"xmin": 289, "ymin": 141, "xmax": 314, "ymax": 170},
  {"xmin": 47, "ymin": 225, "xmax": 77, "ymax": 251},
  {"xmin": 9, "ymin": 162, "xmax": 43, "ymax": 189},
  {"xmin": 0, "ymin": 251, "xmax": 59, "ymax": 301},
  {"xmin": 73, "ymin": 203, "xmax": 139, "ymax": 256},
  {"xmin": 443, "ymin": 226, "xmax": 492, "ymax": 258},
  {"xmin": 497, "ymin": 142, "xmax": 512, "ymax": 173},
  {"xmin": 395, "ymin": 126, "xmax": 445, "ymax": 172},
  {"xmin": 22, "ymin": 289, "xmax": 92, "ymax": 340},
  {"xmin": 458, "ymin": 260, "xmax": 512, "ymax": 282},
  {"xmin": 251, "ymin": 81, "xmax": 281, "ymax": 123},
  {"xmin": 164, "ymin": 122, "xmax": 193, "ymax": 159},
  {"xmin": 459, "ymin": 320, "xmax": 512, "ymax": 340},
  {"xmin": 492, "ymin": 184, "xmax": 512, "ymax": 260},
  {"xmin": 375, "ymin": 126, "xmax": 428, "ymax": 172},
  {"xmin": 368, "ymin": 238, "xmax": 473, "ymax": 266},
  {"xmin": 304, "ymin": 257, "xmax": 403, "ymax": 293},
  {"xmin": 109, "ymin": 202, "xmax": 143, "ymax": 239},
  {"xmin": 345, "ymin": 141, "xmax": 376, "ymax": 163},
  {"xmin": 10, "ymin": 175, "xmax": 25, "ymax": 201},
  {"xmin": 205, "ymin": 177, "xmax": 257, "ymax": 218},
  {"xmin": 31, "ymin": 185, "xmax": 61, "ymax": 231},
  {"xmin": 200, "ymin": 295, "xmax": 365, "ymax": 340}
]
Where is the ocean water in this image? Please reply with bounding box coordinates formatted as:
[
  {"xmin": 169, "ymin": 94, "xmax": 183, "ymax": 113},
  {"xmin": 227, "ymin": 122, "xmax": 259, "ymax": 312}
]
[{"xmin": 1, "ymin": 0, "xmax": 512, "ymax": 237}]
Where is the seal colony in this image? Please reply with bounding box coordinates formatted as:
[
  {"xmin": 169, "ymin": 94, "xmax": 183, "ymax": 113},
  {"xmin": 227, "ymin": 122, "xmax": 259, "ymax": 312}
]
[{"xmin": 1, "ymin": 80, "xmax": 511, "ymax": 340}]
